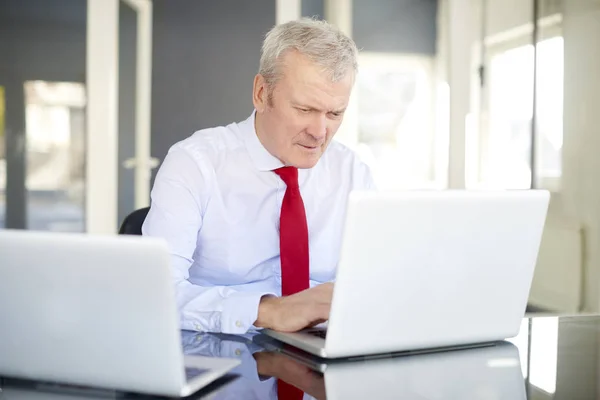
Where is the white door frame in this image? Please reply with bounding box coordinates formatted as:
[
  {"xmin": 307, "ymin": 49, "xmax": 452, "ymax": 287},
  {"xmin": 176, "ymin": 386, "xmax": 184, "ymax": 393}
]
[
  {"xmin": 276, "ymin": 0, "xmax": 300, "ymax": 23},
  {"xmin": 121, "ymin": 0, "xmax": 155, "ymax": 210},
  {"xmin": 86, "ymin": 0, "xmax": 153, "ymax": 234},
  {"xmin": 86, "ymin": 0, "xmax": 119, "ymax": 234},
  {"xmin": 323, "ymin": 0, "xmax": 358, "ymax": 150}
]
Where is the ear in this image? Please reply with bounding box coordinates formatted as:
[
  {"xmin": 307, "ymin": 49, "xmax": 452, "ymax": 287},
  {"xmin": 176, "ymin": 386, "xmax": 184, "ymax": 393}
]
[{"xmin": 252, "ymin": 74, "xmax": 267, "ymax": 113}]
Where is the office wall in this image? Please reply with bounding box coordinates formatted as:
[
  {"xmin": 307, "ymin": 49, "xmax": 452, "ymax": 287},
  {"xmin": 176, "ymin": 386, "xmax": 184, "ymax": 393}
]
[
  {"xmin": 0, "ymin": 0, "xmax": 86, "ymax": 81},
  {"xmin": 118, "ymin": 3, "xmax": 138, "ymax": 226},
  {"xmin": 460, "ymin": 0, "xmax": 600, "ymax": 313},
  {"xmin": 150, "ymin": 0, "xmax": 275, "ymax": 169},
  {"xmin": 560, "ymin": 0, "xmax": 600, "ymax": 313},
  {"xmin": 302, "ymin": 0, "xmax": 324, "ymax": 19},
  {"xmin": 353, "ymin": 0, "xmax": 438, "ymax": 54}
]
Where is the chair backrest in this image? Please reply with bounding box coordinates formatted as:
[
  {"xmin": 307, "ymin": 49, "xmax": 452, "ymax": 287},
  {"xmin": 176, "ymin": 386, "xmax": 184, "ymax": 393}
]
[{"xmin": 118, "ymin": 207, "xmax": 150, "ymax": 235}]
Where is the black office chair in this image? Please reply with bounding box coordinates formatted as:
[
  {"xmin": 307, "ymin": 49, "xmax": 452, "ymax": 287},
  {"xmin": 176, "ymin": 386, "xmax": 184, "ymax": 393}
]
[{"xmin": 118, "ymin": 206, "xmax": 150, "ymax": 235}]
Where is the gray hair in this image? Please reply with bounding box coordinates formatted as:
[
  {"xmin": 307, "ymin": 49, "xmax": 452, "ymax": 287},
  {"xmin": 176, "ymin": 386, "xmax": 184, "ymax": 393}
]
[{"xmin": 259, "ymin": 18, "xmax": 358, "ymax": 88}]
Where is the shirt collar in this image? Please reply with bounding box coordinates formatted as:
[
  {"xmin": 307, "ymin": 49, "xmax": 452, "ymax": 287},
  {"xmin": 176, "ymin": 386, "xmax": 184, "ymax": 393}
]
[{"xmin": 239, "ymin": 110, "xmax": 284, "ymax": 172}]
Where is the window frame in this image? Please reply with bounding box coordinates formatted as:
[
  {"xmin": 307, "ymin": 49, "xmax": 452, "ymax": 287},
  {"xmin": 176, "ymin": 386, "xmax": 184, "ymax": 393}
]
[{"xmin": 471, "ymin": 14, "xmax": 563, "ymax": 192}]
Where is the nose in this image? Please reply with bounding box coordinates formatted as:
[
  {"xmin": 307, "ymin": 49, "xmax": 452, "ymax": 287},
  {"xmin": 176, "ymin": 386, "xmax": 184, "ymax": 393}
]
[{"xmin": 307, "ymin": 113, "xmax": 327, "ymax": 141}]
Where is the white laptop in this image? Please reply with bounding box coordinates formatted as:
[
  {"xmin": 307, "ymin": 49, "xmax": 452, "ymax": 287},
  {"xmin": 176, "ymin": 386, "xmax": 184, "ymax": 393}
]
[
  {"xmin": 263, "ymin": 190, "xmax": 550, "ymax": 358},
  {"xmin": 0, "ymin": 231, "xmax": 240, "ymax": 397}
]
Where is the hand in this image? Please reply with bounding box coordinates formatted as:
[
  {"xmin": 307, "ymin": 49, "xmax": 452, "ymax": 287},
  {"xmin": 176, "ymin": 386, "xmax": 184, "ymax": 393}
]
[
  {"xmin": 254, "ymin": 351, "xmax": 325, "ymax": 399},
  {"xmin": 254, "ymin": 283, "xmax": 333, "ymax": 332}
]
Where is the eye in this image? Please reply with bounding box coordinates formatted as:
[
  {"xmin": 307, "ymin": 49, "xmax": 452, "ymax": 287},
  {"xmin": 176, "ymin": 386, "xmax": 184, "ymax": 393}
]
[
  {"xmin": 329, "ymin": 111, "xmax": 343, "ymax": 118},
  {"xmin": 297, "ymin": 107, "xmax": 310, "ymax": 113}
]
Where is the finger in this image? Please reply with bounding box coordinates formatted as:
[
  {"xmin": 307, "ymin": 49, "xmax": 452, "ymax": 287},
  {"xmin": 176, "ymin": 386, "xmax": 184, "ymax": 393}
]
[{"xmin": 307, "ymin": 319, "xmax": 327, "ymax": 328}]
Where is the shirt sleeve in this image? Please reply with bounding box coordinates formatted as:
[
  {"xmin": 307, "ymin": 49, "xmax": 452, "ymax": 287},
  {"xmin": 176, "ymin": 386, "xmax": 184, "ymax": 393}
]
[
  {"xmin": 352, "ymin": 154, "xmax": 378, "ymax": 191},
  {"xmin": 142, "ymin": 146, "xmax": 274, "ymax": 334}
]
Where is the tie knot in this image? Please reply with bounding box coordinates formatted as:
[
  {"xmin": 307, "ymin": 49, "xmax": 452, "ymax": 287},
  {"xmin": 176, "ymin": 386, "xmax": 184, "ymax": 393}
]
[{"xmin": 274, "ymin": 166, "xmax": 299, "ymax": 189}]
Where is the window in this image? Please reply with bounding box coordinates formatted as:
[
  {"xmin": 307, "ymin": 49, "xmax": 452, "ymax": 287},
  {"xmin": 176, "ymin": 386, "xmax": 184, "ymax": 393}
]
[
  {"xmin": 470, "ymin": 19, "xmax": 563, "ymax": 191},
  {"xmin": 24, "ymin": 81, "xmax": 86, "ymax": 232},
  {"xmin": 347, "ymin": 53, "xmax": 444, "ymax": 190},
  {"xmin": 529, "ymin": 317, "xmax": 559, "ymax": 394},
  {"xmin": 506, "ymin": 317, "xmax": 559, "ymax": 393}
]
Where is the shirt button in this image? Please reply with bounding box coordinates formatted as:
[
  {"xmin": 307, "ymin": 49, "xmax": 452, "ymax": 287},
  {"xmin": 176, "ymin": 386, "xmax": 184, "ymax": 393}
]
[
  {"xmin": 235, "ymin": 349, "xmax": 242, "ymax": 356},
  {"xmin": 194, "ymin": 323, "xmax": 202, "ymax": 331},
  {"xmin": 235, "ymin": 320, "xmax": 243, "ymax": 328}
]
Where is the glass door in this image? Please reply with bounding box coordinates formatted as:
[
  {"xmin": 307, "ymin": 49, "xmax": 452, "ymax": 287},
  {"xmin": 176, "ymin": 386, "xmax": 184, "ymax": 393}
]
[
  {"xmin": 24, "ymin": 81, "xmax": 86, "ymax": 232},
  {"xmin": 1, "ymin": 0, "xmax": 154, "ymax": 234}
]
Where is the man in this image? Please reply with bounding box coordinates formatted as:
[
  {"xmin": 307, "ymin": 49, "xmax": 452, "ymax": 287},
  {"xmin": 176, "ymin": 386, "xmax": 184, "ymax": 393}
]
[{"xmin": 142, "ymin": 18, "xmax": 375, "ymax": 335}]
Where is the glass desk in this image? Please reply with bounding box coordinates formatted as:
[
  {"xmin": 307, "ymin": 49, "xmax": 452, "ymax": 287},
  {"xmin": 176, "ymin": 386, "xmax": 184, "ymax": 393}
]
[{"xmin": 0, "ymin": 314, "xmax": 596, "ymax": 399}]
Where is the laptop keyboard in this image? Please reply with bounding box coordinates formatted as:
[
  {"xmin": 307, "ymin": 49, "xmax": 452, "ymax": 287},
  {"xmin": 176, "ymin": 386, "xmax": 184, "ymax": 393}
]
[
  {"xmin": 185, "ymin": 367, "xmax": 210, "ymax": 382},
  {"xmin": 306, "ymin": 329, "xmax": 327, "ymax": 339}
]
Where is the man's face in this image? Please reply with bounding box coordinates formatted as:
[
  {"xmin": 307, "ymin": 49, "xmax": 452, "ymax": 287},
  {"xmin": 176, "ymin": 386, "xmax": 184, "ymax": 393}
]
[{"xmin": 253, "ymin": 51, "xmax": 354, "ymax": 169}]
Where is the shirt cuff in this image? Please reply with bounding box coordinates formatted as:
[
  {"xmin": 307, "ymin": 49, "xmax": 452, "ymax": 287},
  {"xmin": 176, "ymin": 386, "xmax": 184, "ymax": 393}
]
[{"xmin": 220, "ymin": 291, "xmax": 276, "ymax": 334}]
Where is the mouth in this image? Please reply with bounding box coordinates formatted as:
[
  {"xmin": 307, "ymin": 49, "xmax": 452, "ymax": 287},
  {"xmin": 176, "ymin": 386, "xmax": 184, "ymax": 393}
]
[{"xmin": 298, "ymin": 144, "xmax": 320, "ymax": 152}]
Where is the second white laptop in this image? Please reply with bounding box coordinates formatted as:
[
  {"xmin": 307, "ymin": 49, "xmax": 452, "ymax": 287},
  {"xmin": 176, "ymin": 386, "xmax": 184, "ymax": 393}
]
[
  {"xmin": 263, "ymin": 190, "xmax": 550, "ymax": 358},
  {"xmin": 0, "ymin": 231, "xmax": 240, "ymax": 397}
]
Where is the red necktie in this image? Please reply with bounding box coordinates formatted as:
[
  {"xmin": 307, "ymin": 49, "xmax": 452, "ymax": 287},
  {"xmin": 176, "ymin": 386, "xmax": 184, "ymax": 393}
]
[
  {"xmin": 274, "ymin": 166, "xmax": 310, "ymax": 296},
  {"xmin": 274, "ymin": 167, "xmax": 309, "ymax": 399},
  {"xmin": 277, "ymin": 379, "xmax": 304, "ymax": 399}
]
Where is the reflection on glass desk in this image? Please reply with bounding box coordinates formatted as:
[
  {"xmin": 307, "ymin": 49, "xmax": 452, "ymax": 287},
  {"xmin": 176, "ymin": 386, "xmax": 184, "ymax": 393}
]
[
  {"xmin": 320, "ymin": 341, "xmax": 523, "ymax": 399},
  {"xmin": 2, "ymin": 315, "xmax": 600, "ymax": 399},
  {"xmin": 0, "ymin": 375, "xmax": 237, "ymax": 400},
  {"xmin": 182, "ymin": 315, "xmax": 600, "ymax": 399},
  {"xmin": 184, "ymin": 334, "xmax": 523, "ymax": 399}
]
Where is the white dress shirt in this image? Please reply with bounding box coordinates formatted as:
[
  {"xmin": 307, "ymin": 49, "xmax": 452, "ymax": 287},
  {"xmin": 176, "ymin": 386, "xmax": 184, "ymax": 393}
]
[{"xmin": 142, "ymin": 111, "xmax": 375, "ymax": 334}]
